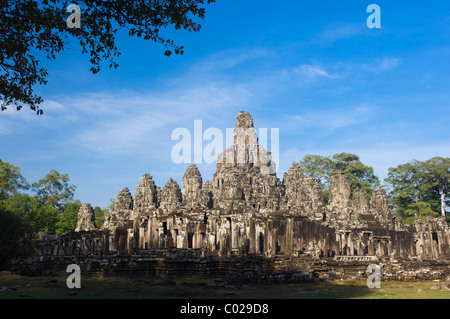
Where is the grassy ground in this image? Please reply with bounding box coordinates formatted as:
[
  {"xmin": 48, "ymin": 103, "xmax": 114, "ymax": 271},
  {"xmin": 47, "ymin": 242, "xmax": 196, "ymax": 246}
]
[{"xmin": 0, "ymin": 271, "xmax": 449, "ymax": 299}]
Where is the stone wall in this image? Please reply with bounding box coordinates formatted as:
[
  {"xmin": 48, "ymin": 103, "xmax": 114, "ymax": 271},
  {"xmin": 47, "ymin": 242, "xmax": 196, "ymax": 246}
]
[{"xmin": 27, "ymin": 111, "xmax": 450, "ymax": 279}]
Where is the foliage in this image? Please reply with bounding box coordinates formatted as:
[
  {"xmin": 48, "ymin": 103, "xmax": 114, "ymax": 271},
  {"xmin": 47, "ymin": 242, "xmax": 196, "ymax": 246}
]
[
  {"xmin": 0, "ymin": 205, "xmax": 35, "ymax": 269},
  {"xmin": 0, "ymin": 165, "xmax": 111, "ymax": 234},
  {"xmin": 2, "ymin": 193, "xmax": 59, "ymax": 232},
  {"xmin": 106, "ymin": 197, "xmax": 115, "ymax": 212},
  {"xmin": 0, "ymin": 0, "xmax": 215, "ymax": 114},
  {"xmin": 1, "ymin": 193, "xmax": 37, "ymax": 230},
  {"xmin": 0, "ymin": 159, "xmax": 29, "ymax": 199},
  {"xmin": 385, "ymin": 160, "xmax": 428, "ymax": 213},
  {"xmin": 331, "ymin": 153, "xmax": 381, "ymax": 196},
  {"xmin": 299, "ymin": 155, "xmax": 331, "ymax": 186},
  {"xmin": 93, "ymin": 206, "xmax": 107, "ymax": 228},
  {"xmin": 55, "ymin": 199, "xmax": 81, "ymax": 235},
  {"xmin": 385, "ymin": 157, "xmax": 449, "ymax": 223},
  {"xmin": 299, "ymin": 152, "xmax": 381, "ymax": 197},
  {"xmin": 422, "ymin": 157, "xmax": 450, "ymax": 217},
  {"xmin": 322, "ymin": 189, "xmax": 329, "ymax": 206},
  {"xmin": 0, "ymin": 160, "xmax": 117, "ymax": 267},
  {"xmin": 402, "ymin": 201, "xmax": 439, "ymax": 225},
  {"xmin": 32, "ymin": 169, "xmax": 76, "ymax": 210}
]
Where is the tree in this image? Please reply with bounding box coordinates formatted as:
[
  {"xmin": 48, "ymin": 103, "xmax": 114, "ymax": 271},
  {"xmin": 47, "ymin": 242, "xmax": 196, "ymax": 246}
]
[
  {"xmin": 2, "ymin": 193, "xmax": 36, "ymax": 229},
  {"xmin": 299, "ymin": 152, "xmax": 380, "ymax": 197},
  {"xmin": 2, "ymin": 193, "xmax": 60, "ymax": 232},
  {"xmin": 0, "ymin": 159, "xmax": 29, "ymax": 200},
  {"xmin": 330, "ymin": 153, "xmax": 381, "ymax": 196},
  {"xmin": 1, "ymin": 0, "xmax": 215, "ymax": 115},
  {"xmin": 423, "ymin": 157, "xmax": 450, "ymax": 217},
  {"xmin": 384, "ymin": 158, "xmax": 448, "ymax": 224},
  {"xmin": 402, "ymin": 201, "xmax": 439, "ymax": 225},
  {"xmin": 106, "ymin": 197, "xmax": 115, "ymax": 212},
  {"xmin": 0, "ymin": 162, "xmax": 84, "ymax": 235},
  {"xmin": 32, "ymin": 169, "xmax": 76, "ymax": 210},
  {"xmin": 93, "ymin": 206, "xmax": 107, "ymax": 228},
  {"xmin": 55, "ymin": 199, "xmax": 81, "ymax": 235},
  {"xmin": 299, "ymin": 155, "xmax": 331, "ymax": 188},
  {"xmin": 33, "ymin": 201, "xmax": 60, "ymax": 232},
  {"xmin": 0, "ymin": 205, "xmax": 35, "ymax": 269},
  {"xmin": 384, "ymin": 160, "xmax": 428, "ymax": 214}
]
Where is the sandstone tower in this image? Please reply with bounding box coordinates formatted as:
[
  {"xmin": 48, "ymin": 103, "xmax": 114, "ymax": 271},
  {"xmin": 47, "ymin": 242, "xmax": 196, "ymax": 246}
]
[{"xmin": 70, "ymin": 111, "xmax": 450, "ymax": 262}]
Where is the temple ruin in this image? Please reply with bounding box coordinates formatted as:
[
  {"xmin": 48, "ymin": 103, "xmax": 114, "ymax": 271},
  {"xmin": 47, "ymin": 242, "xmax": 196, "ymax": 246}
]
[{"xmin": 26, "ymin": 111, "xmax": 450, "ymax": 281}]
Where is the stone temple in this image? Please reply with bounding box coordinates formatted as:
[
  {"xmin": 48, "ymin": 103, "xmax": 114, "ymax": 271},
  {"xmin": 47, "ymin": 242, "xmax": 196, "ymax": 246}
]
[{"xmin": 27, "ymin": 111, "xmax": 450, "ymax": 281}]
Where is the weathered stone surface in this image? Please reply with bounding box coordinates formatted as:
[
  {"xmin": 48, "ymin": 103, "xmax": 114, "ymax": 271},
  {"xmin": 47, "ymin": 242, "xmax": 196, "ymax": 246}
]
[
  {"xmin": 282, "ymin": 162, "xmax": 305, "ymax": 210},
  {"xmin": 201, "ymin": 180, "xmax": 213, "ymax": 209},
  {"xmin": 62, "ymin": 111, "xmax": 450, "ymax": 267},
  {"xmin": 75, "ymin": 203, "xmax": 97, "ymax": 232},
  {"xmin": 352, "ymin": 188, "xmax": 370, "ymax": 215},
  {"xmin": 327, "ymin": 171, "xmax": 353, "ymax": 224},
  {"xmin": 160, "ymin": 178, "xmax": 182, "ymax": 213},
  {"xmin": 182, "ymin": 165, "xmax": 203, "ymax": 207},
  {"xmin": 281, "ymin": 163, "xmax": 326, "ymax": 220},
  {"xmin": 102, "ymin": 188, "xmax": 134, "ymax": 231},
  {"xmin": 134, "ymin": 174, "xmax": 158, "ymax": 212},
  {"xmin": 328, "ymin": 171, "xmax": 351, "ymax": 213},
  {"xmin": 369, "ymin": 189, "xmax": 393, "ymax": 225},
  {"xmin": 212, "ymin": 112, "xmax": 280, "ymax": 211},
  {"xmin": 115, "ymin": 187, "xmax": 133, "ymax": 211}
]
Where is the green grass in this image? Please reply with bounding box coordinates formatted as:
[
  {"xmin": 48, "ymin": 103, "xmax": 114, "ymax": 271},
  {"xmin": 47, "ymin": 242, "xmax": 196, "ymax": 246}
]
[{"xmin": 0, "ymin": 271, "xmax": 449, "ymax": 299}]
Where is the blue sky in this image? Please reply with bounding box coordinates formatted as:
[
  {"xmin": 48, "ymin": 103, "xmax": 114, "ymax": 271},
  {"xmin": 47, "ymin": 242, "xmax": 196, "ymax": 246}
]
[{"xmin": 1, "ymin": 1, "xmax": 449, "ymax": 207}]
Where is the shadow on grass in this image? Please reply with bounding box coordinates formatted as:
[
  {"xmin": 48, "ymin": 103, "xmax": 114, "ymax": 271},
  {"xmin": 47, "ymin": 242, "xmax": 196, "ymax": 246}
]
[{"xmin": 2, "ymin": 272, "xmax": 436, "ymax": 299}]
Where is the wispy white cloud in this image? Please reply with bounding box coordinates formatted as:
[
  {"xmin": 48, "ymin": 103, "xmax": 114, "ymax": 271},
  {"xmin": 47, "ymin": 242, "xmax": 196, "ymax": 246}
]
[
  {"xmin": 62, "ymin": 82, "xmax": 255, "ymax": 157},
  {"xmin": 378, "ymin": 57, "xmax": 401, "ymax": 70},
  {"xmin": 284, "ymin": 104, "xmax": 377, "ymax": 130},
  {"xmin": 293, "ymin": 64, "xmax": 337, "ymax": 82},
  {"xmin": 265, "ymin": 56, "xmax": 399, "ymax": 88},
  {"xmin": 2, "ymin": 47, "xmax": 399, "ymax": 160},
  {"xmin": 316, "ymin": 22, "xmax": 370, "ymax": 44},
  {"xmin": 360, "ymin": 57, "xmax": 401, "ymax": 73},
  {"xmin": 197, "ymin": 48, "xmax": 272, "ymax": 71},
  {"xmin": 0, "ymin": 102, "xmax": 43, "ymax": 135}
]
